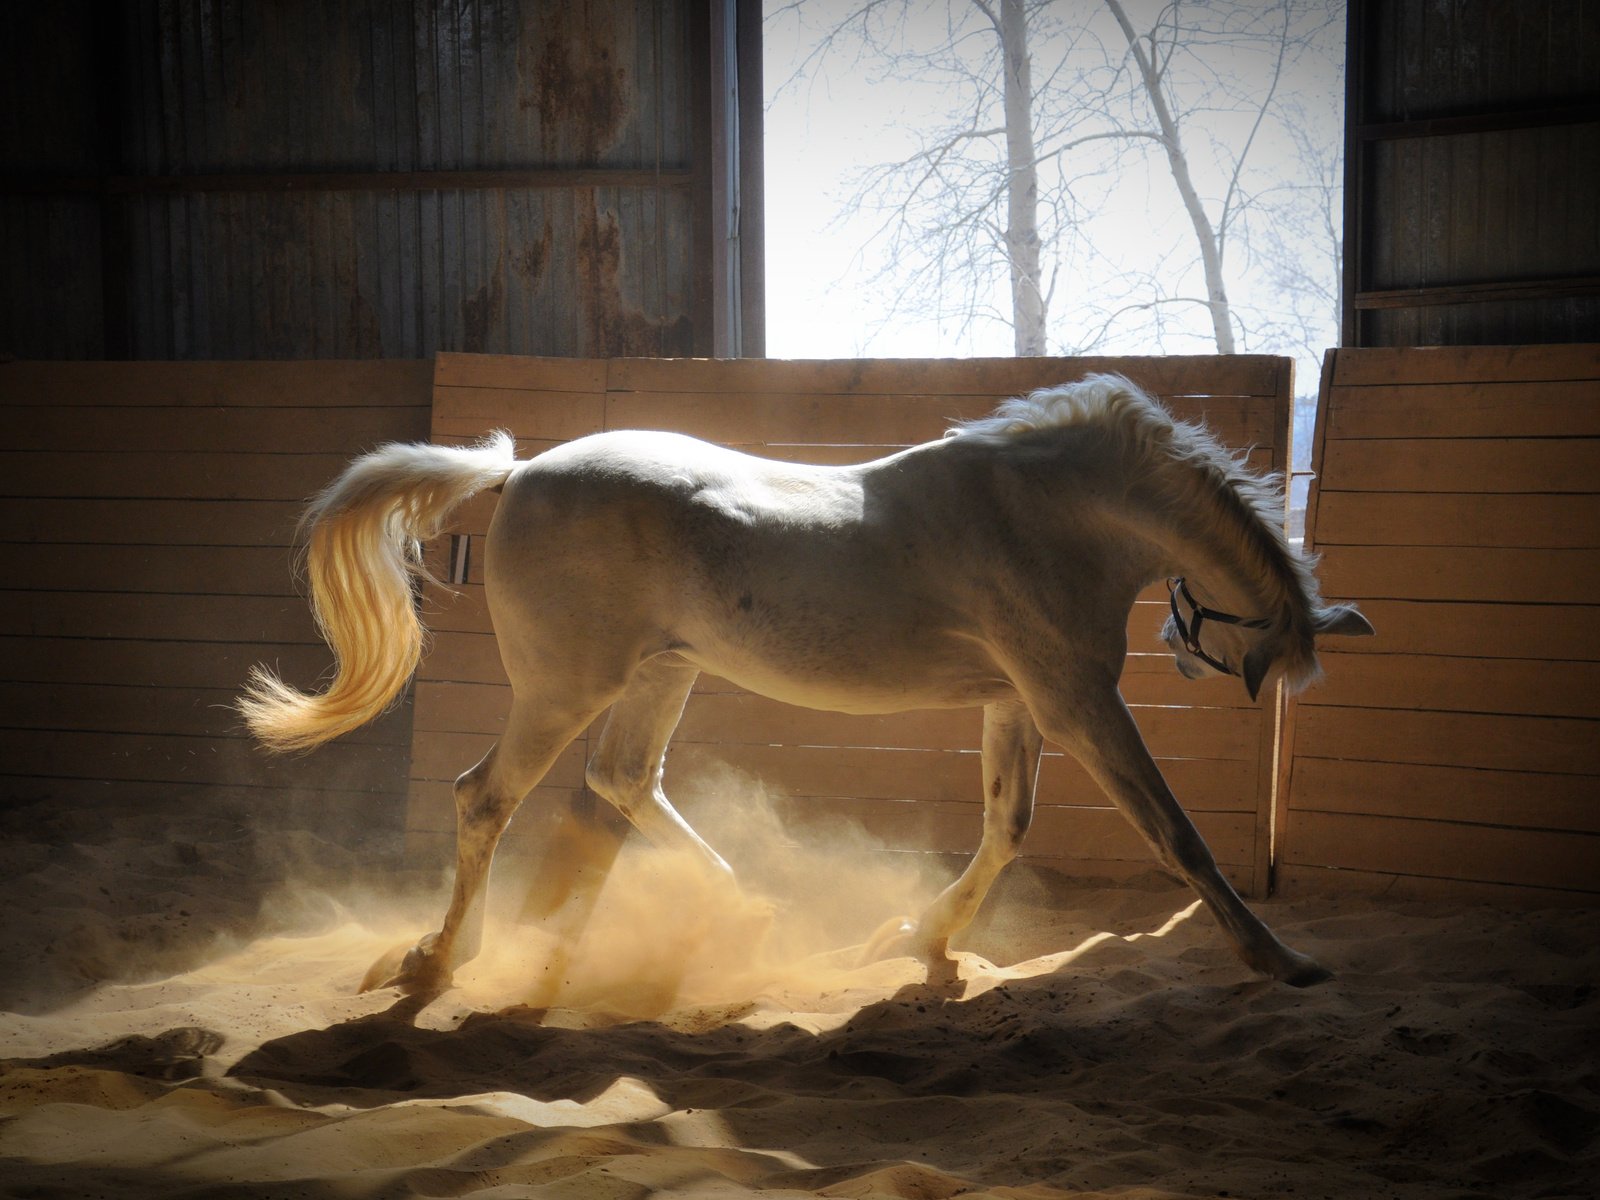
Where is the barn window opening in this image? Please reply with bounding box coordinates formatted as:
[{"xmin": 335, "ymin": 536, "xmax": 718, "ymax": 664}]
[{"xmin": 762, "ymin": 1, "xmax": 1347, "ymax": 538}]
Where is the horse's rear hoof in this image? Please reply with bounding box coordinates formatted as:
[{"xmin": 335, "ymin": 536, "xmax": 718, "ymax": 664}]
[
  {"xmin": 359, "ymin": 938, "xmax": 453, "ymax": 996},
  {"xmin": 857, "ymin": 916, "xmax": 917, "ymax": 966},
  {"xmin": 359, "ymin": 941, "xmax": 413, "ymax": 992},
  {"xmin": 857, "ymin": 917, "xmax": 955, "ymax": 983}
]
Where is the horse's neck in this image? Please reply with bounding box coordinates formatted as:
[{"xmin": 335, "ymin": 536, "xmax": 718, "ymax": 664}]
[
  {"xmin": 1125, "ymin": 472, "xmax": 1287, "ymax": 621},
  {"xmin": 944, "ymin": 433, "xmax": 1289, "ymax": 620}
]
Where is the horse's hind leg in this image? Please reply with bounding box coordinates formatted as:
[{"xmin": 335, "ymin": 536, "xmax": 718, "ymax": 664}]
[
  {"xmin": 583, "ymin": 656, "xmax": 732, "ymax": 880},
  {"xmin": 503, "ymin": 657, "xmax": 749, "ymax": 1010},
  {"xmin": 1042, "ymin": 685, "xmax": 1328, "ymax": 987},
  {"xmin": 490, "ymin": 658, "xmax": 738, "ymax": 998},
  {"xmin": 864, "ymin": 700, "xmax": 1043, "ymax": 975},
  {"xmin": 360, "ymin": 695, "xmax": 602, "ymax": 995},
  {"xmin": 516, "ymin": 790, "xmax": 629, "ymax": 925},
  {"xmin": 506, "ymin": 665, "xmax": 707, "ymax": 928}
]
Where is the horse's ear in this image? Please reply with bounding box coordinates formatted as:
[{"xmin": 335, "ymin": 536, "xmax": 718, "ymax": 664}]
[
  {"xmin": 1242, "ymin": 643, "xmax": 1273, "ymax": 702},
  {"xmin": 1318, "ymin": 605, "xmax": 1375, "ymax": 638}
]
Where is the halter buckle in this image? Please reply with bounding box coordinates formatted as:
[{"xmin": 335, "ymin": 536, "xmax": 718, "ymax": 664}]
[{"xmin": 1167, "ymin": 577, "xmax": 1269, "ymax": 677}]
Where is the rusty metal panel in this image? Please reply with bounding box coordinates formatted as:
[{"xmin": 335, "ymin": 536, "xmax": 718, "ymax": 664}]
[
  {"xmin": 0, "ymin": 2, "xmax": 106, "ymax": 357},
  {"xmin": 113, "ymin": 0, "xmax": 690, "ymax": 174},
  {"xmin": 1364, "ymin": 123, "xmax": 1600, "ymax": 292},
  {"xmin": 0, "ymin": 0, "xmax": 710, "ymax": 360},
  {"xmin": 114, "ymin": 182, "xmax": 694, "ymax": 359}
]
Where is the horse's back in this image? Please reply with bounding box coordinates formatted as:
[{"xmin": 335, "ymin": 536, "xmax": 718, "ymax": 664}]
[
  {"xmin": 493, "ymin": 429, "xmax": 909, "ymax": 601},
  {"xmin": 486, "ymin": 428, "xmax": 869, "ymax": 623}
]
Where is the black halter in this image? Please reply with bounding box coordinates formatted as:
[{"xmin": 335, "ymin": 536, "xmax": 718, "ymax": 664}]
[{"xmin": 1167, "ymin": 577, "xmax": 1271, "ymax": 677}]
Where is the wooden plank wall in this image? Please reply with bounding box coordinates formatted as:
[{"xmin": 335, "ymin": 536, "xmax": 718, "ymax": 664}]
[
  {"xmin": 411, "ymin": 353, "xmax": 1293, "ymax": 896},
  {"xmin": 0, "ymin": 360, "xmax": 432, "ymax": 840},
  {"xmin": 1279, "ymin": 344, "xmax": 1600, "ymax": 901}
]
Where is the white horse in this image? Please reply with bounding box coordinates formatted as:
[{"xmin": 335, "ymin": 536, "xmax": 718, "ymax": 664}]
[{"xmin": 242, "ymin": 374, "xmax": 1372, "ymax": 996}]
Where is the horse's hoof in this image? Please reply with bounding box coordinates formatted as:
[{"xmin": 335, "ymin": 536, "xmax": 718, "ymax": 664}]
[
  {"xmin": 359, "ymin": 941, "xmax": 412, "ymax": 992},
  {"xmin": 858, "ymin": 915, "xmax": 918, "ymax": 966},
  {"xmin": 1264, "ymin": 945, "xmax": 1332, "ymax": 989},
  {"xmin": 359, "ymin": 936, "xmax": 454, "ymax": 996},
  {"xmin": 857, "ymin": 917, "xmax": 954, "ymax": 980},
  {"xmin": 1280, "ymin": 954, "xmax": 1333, "ymax": 989}
]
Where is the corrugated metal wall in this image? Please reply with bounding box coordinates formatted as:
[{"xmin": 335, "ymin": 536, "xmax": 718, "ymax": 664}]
[
  {"xmin": 1, "ymin": 0, "xmax": 709, "ymax": 360},
  {"xmin": 1345, "ymin": 0, "xmax": 1600, "ymax": 345}
]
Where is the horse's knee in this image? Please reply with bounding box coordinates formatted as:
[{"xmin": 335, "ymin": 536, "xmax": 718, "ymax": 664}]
[
  {"xmin": 971, "ymin": 819, "xmax": 1027, "ymax": 879},
  {"xmin": 979, "ymin": 828, "xmax": 1026, "ymax": 876},
  {"xmin": 454, "ymin": 764, "xmax": 520, "ymax": 833},
  {"xmin": 588, "ymin": 742, "xmax": 662, "ymax": 800},
  {"xmin": 584, "ymin": 753, "xmax": 652, "ymax": 817},
  {"xmin": 583, "ymin": 755, "xmax": 616, "ymax": 801}
]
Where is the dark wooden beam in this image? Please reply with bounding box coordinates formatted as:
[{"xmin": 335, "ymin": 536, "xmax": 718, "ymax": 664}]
[
  {"xmin": 1354, "ymin": 101, "xmax": 1600, "ymax": 142},
  {"xmin": 736, "ymin": 0, "xmax": 766, "ymax": 357},
  {"xmin": 706, "ymin": 0, "xmax": 742, "ymax": 356},
  {"xmin": 1340, "ymin": 0, "xmax": 1366, "ymax": 347},
  {"xmin": 688, "ymin": 0, "xmax": 716, "ymax": 357},
  {"xmin": 93, "ymin": 0, "xmax": 130, "ymax": 359},
  {"xmin": 1353, "ymin": 276, "xmax": 1600, "ymax": 310}
]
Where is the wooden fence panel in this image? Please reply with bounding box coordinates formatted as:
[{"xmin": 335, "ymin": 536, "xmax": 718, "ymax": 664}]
[
  {"xmin": 0, "ymin": 360, "xmax": 432, "ymax": 839},
  {"xmin": 413, "ymin": 353, "xmax": 1293, "ymax": 895},
  {"xmin": 1278, "ymin": 345, "xmax": 1600, "ymax": 902}
]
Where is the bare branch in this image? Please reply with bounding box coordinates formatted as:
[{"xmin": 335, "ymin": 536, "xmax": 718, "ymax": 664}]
[
  {"xmin": 1104, "ymin": 0, "xmax": 1236, "ymax": 352},
  {"xmin": 1216, "ymin": 3, "xmax": 1292, "ymax": 263}
]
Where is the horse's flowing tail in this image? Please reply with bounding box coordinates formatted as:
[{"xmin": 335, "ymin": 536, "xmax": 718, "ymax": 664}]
[{"xmin": 240, "ymin": 432, "xmax": 517, "ymax": 753}]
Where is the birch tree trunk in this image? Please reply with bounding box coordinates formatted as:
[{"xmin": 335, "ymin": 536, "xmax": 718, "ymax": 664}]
[{"xmin": 993, "ymin": 0, "xmax": 1047, "ymax": 356}]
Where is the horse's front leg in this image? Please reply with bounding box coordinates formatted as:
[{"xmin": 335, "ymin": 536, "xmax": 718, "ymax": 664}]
[
  {"xmin": 1043, "ymin": 684, "xmax": 1329, "ymax": 987},
  {"xmin": 864, "ymin": 699, "xmax": 1043, "ymax": 976}
]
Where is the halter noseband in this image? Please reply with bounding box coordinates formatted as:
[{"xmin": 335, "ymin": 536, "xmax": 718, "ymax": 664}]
[{"xmin": 1167, "ymin": 577, "xmax": 1271, "ymax": 678}]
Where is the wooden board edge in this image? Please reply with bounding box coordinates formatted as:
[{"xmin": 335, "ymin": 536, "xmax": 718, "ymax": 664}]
[
  {"xmin": 1275, "ymin": 349, "xmax": 1340, "ymax": 895},
  {"xmin": 1274, "ymin": 863, "xmax": 1599, "ymax": 908}
]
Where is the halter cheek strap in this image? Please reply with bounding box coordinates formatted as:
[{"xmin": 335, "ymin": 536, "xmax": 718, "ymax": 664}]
[{"xmin": 1167, "ymin": 577, "xmax": 1272, "ymax": 677}]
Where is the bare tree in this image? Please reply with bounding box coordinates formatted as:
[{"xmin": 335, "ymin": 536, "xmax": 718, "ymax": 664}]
[
  {"xmin": 1100, "ymin": 1, "xmax": 1344, "ymax": 356},
  {"xmin": 1253, "ymin": 94, "xmax": 1346, "ymax": 372},
  {"xmin": 774, "ymin": 1, "xmax": 1090, "ymax": 354},
  {"xmin": 1105, "ymin": 0, "xmax": 1261, "ymax": 352},
  {"xmin": 774, "ymin": 0, "xmax": 1344, "ymax": 360}
]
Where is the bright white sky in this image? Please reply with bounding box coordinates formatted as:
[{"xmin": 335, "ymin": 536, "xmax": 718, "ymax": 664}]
[{"xmin": 761, "ymin": 0, "xmax": 1347, "ymax": 395}]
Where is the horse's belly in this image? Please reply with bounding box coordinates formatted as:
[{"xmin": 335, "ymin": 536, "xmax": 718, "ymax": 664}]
[{"xmin": 678, "ymin": 639, "xmax": 1016, "ymax": 716}]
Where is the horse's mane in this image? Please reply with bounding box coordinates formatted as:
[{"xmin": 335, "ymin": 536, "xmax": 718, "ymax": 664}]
[{"xmin": 951, "ymin": 374, "xmax": 1340, "ymax": 690}]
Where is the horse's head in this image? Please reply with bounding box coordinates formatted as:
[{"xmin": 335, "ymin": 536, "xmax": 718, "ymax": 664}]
[{"xmin": 1162, "ymin": 577, "xmax": 1374, "ymax": 700}]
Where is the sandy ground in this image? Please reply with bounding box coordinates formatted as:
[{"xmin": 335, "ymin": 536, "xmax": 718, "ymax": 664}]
[{"xmin": 1, "ymin": 784, "xmax": 1597, "ymax": 1200}]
